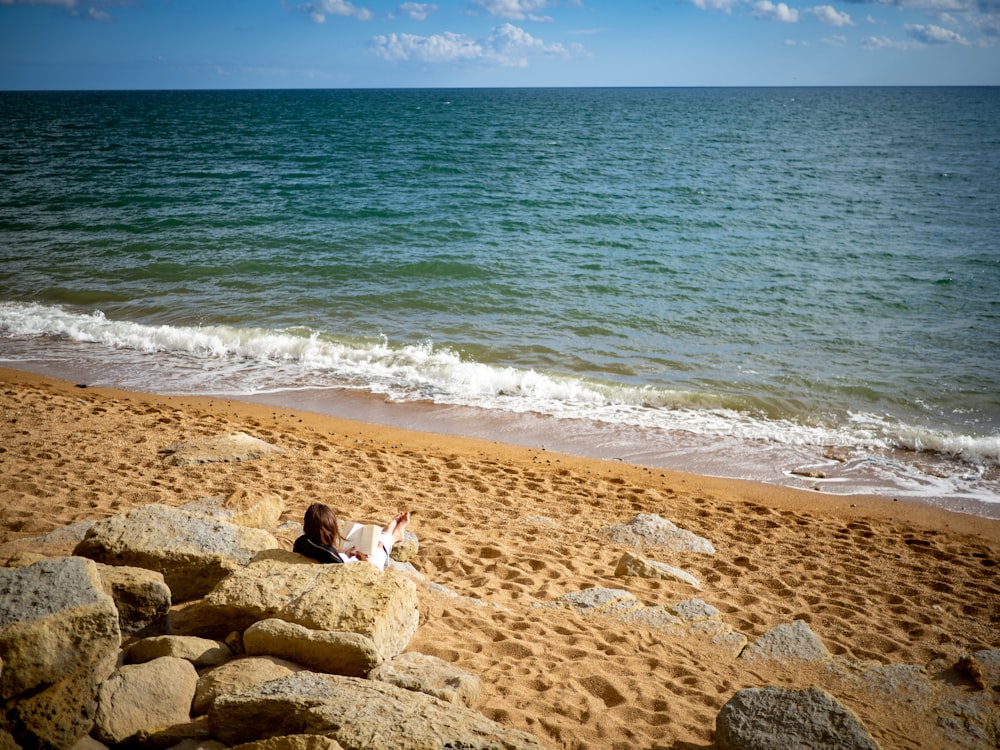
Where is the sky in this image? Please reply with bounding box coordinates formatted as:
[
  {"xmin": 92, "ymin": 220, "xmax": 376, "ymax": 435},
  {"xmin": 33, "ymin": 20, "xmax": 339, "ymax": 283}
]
[{"xmin": 0, "ymin": 0, "xmax": 997, "ymax": 89}]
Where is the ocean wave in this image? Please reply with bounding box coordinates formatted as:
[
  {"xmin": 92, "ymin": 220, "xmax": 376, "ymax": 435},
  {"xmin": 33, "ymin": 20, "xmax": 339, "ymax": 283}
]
[{"xmin": 2, "ymin": 301, "xmax": 997, "ymax": 468}]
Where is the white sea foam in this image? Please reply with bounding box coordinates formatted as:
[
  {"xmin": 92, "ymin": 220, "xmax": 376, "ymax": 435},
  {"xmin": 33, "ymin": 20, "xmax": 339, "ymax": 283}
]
[{"xmin": 2, "ymin": 302, "xmax": 997, "ymax": 472}]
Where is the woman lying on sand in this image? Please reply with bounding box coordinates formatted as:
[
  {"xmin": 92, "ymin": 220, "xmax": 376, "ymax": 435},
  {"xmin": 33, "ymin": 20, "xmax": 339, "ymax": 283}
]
[{"xmin": 293, "ymin": 502, "xmax": 410, "ymax": 569}]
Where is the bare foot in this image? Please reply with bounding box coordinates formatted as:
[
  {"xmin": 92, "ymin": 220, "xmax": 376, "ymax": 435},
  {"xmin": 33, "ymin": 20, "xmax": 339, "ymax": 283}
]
[{"xmin": 385, "ymin": 511, "xmax": 410, "ymax": 543}]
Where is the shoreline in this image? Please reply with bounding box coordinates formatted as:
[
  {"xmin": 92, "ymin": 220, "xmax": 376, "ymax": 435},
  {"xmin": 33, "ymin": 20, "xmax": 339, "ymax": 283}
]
[
  {"xmin": 2, "ymin": 366, "xmax": 998, "ymax": 749},
  {"xmin": 1, "ymin": 365, "xmax": 997, "ymax": 541}
]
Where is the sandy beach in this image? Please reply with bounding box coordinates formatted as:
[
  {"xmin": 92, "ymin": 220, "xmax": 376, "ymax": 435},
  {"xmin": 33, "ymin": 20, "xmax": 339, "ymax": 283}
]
[{"xmin": 1, "ymin": 366, "xmax": 997, "ymax": 749}]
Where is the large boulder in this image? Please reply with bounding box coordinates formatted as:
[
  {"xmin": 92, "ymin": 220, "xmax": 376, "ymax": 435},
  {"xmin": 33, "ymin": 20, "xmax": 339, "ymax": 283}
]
[
  {"xmin": 715, "ymin": 686, "xmax": 880, "ymax": 750},
  {"xmin": 181, "ymin": 488, "xmax": 285, "ymax": 530},
  {"xmin": 0, "ymin": 557, "xmax": 121, "ymax": 749},
  {"xmin": 598, "ymin": 514, "xmax": 715, "ymax": 554},
  {"xmin": 160, "ymin": 432, "xmax": 284, "ymax": 466},
  {"xmin": 193, "ymin": 656, "xmax": 307, "ymax": 716},
  {"xmin": 741, "ymin": 620, "xmax": 831, "ymax": 664},
  {"xmin": 207, "ymin": 671, "xmax": 551, "ymax": 749},
  {"xmin": 95, "ymin": 562, "xmax": 171, "ymax": 636},
  {"xmin": 74, "ymin": 504, "xmax": 279, "ymax": 601},
  {"xmin": 92, "ymin": 656, "xmax": 198, "ymax": 746},
  {"xmin": 243, "ymin": 619, "xmax": 382, "ymax": 677},
  {"xmin": 231, "ymin": 736, "xmax": 344, "ymax": 750},
  {"xmin": 614, "ymin": 552, "xmax": 701, "ymax": 588},
  {"xmin": 200, "ymin": 551, "xmax": 419, "ymax": 660}
]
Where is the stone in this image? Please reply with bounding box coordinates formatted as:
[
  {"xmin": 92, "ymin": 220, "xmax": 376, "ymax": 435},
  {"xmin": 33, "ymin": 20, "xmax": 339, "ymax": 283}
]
[
  {"xmin": 207, "ymin": 671, "xmax": 550, "ymax": 749},
  {"xmin": 614, "ymin": 552, "xmax": 702, "ymax": 588},
  {"xmin": 0, "ymin": 557, "xmax": 121, "ymax": 750},
  {"xmin": 92, "ymin": 656, "xmax": 199, "ymax": 746},
  {"xmin": 181, "ymin": 488, "xmax": 285, "ymax": 530},
  {"xmin": 389, "ymin": 530, "xmax": 419, "ymax": 563},
  {"xmin": 741, "ymin": 620, "xmax": 831, "ymax": 664},
  {"xmin": 201, "ymin": 552, "xmax": 419, "ymax": 659},
  {"xmin": 243, "ymin": 618, "xmax": 382, "ymax": 677},
  {"xmin": 124, "ymin": 635, "xmax": 234, "ymax": 668},
  {"xmin": 74, "ymin": 504, "xmax": 279, "ymax": 601},
  {"xmin": 160, "ymin": 432, "xmax": 284, "ymax": 466},
  {"xmin": 598, "ymin": 513, "xmax": 715, "ymax": 554},
  {"xmin": 95, "ymin": 562, "xmax": 172, "ymax": 636},
  {"xmin": 231, "ymin": 736, "xmax": 344, "ymax": 750},
  {"xmin": 715, "ymin": 686, "xmax": 880, "ymax": 750},
  {"xmin": 193, "ymin": 656, "xmax": 306, "ymax": 716},
  {"xmin": 370, "ymin": 652, "xmax": 481, "ymax": 708}
]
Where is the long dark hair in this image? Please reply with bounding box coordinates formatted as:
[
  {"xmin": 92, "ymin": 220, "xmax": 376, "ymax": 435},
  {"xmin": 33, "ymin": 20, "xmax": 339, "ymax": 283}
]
[{"xmin": 303, "ymin": 503, "xmax": 343, "ymax": 549}]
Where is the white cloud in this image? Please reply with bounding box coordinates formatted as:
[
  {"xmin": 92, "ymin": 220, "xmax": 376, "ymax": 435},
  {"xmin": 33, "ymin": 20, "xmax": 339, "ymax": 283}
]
[
  {"xmin": 905, "ymin": 22, "xmax": 971, "ymax": 43},
  {"xmin": 860, "ymin": 34, "xmax": 920, "ymax": 48},
  {"xmin": 370, "ymin": 22, "xmax": 583, "ymax": 67},
  {"xmin": 752, "ymin": 0, "xmax": 800, "ymax": 21},
  {"xmin": 811, "ymin": 5, "xmax": 854, "ymax": 25},
  {"xmin": 87, "ymin": 6, "xmax": 110, "ymax": 20},
  {"xmin": 299, "ymin": 0, "xmax": 374, "ymax": 23},
  {"xmin": 823, "ymin": 33, "xmax": 848, "ymax": 43},
  {"xmin": 0, "ymin": 0, "xmax": 77, "ymax": 6},
  {"xmin": 397, "ymin": 2, "xmax": 437, "ymax": 20},
  {"xmin": 471, "ymin": 0, "xmax": 553, "ymax": 22},
  {"xmin": 692, "ymin": 0, "xmax": 741, "ymax": 13}
]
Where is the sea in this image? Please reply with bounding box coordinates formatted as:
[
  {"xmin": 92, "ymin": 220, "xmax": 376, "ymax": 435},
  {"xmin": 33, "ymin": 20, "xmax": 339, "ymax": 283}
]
[{"xmin": 1, "ymin": 87, "xmax": 998, "ymax": 518}]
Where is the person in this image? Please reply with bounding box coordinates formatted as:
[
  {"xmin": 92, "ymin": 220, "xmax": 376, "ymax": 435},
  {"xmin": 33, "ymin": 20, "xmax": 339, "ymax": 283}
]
[{"xmin": 293, "ymin": 502, "xmax": 410, "ymax": 570}]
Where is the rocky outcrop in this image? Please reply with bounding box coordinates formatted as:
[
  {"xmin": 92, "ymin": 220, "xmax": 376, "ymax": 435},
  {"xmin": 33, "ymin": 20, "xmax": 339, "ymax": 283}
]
[
  {"xmin": 0, "ymin": 557, "xmax": 121, "ymax": 750},
  {"xmin": 207, "ymin": 672, "xmax": 550, "ymax": 749},
  {"xmin": 740, "ymin": 619, "xmax": 832, "ymax": 664},
  {"xmin": 74, "ymin": 504, "xmax": 279, "ymax": 601},
  {"xmin": 598, "ymin": 513, "xmax": 715, "ymax": 554},
  {"xmin": 230, "ymin": 736, "xmax": 344, "ymax": 750},
  {"xmin": 181, "ymin": 488, "xmax": 285, "ymax": 530},
  {"xmin": 614, "ymin": 551, "xmax": 701, "ymax": 588},
  {"xmin": 370, "ymin": 652, "xmax": 482, "ymax": 708},
  {"xmin": 201, "ymin": 551, "xmax": 419, "ymax": 659},
  {"xmin": 92, "ymin": 656, "xmax": 199, "ymax": 746},
  {"xmin": 159, "ymin": 432, "xmax": 284, "ymax": 466},
  {"xmin": 715, "ymin": 686, "xmax": 881, "ymax": 750},
  {"xmin": 243, "ymin": 619, "xmax": 382, "ymax": 677}
]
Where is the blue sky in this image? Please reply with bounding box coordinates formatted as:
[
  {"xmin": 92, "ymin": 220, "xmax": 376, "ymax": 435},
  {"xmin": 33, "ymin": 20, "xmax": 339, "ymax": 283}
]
[{"xmin": 1, "ymin": 0, "xmax": 997, "ymax": 89}]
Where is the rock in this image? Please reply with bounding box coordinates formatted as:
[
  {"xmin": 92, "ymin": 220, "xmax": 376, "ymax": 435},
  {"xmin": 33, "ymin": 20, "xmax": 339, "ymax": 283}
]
[
  {"xmin": 96, "ymin": 563, "xmax": 172, "ymax": 636},
  {"xmin": 556, "ymin": 587, "xmax": 638, "ymax": 614},
  {"xmin": 243, "ymin": 618, "xmax": 382, "ymax": 677},
  {"xmin": 598, "ymin": 513, "xmax": 715, "ymax": 554},
  {"xmin": 715, "ymin": 686, "xmax": 880, "ymax": 750},
  {"xmin": 181, "ymin": 489, "xmax": 285, "ymax": 530},
  {"xmin": 207, "ymin": 671, "xmax": 550, "ymax": 749},
  {"xmin": 164, "ymin": 741, "xmax": 227, "ymax": 750},
  {"xmin": 70, "ymin": 736, "xmax": 109, "ymax": 750},
  {"xmin": 201, "ymin": 552, "xmax": 419, "ymax": 659},
  {"xmin": 160, "ymin": 432, "xmax": 284, "ymax": 466},
  {"xmin": 0, "ymin": 557, "xmax": 121, "ymax": 750},
  {"xmin": 92, "ymin": 656, "xmax": 199, "ymax": 746},
  {"xmin": 124, "ymin": 635, "xmax": 234, "ymax": 668},
  {"xmin": 741, "ymin": 620, "xmax": 831, "ymax": 664},
  {"xmin": 615, "ymin": 552, "xmax": 701, "ymax": 588},
  {"xmin": 74, "ymin": 504, "xmax": 279, "ymax": 601},
  {"xmin": 193, "ymin": 656, "xmax": 306, "ymax": 716},
  {"xmin": 231, "ymin": 736, "xmax": 344, "ymax": 750},
  {"xmin": 135, "ymin": 715, "xmax": 213, "ymax": 750},
  {"xmin": 389, "ymin": 530, "xmax": 419, "ymax": 563},
  {"xmin": 370, "ymin": 652, "xmax": 481, "ymax": 708}
]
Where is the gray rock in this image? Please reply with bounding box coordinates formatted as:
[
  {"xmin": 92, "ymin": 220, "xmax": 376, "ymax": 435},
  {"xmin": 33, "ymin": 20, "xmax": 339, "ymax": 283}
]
[
  {"xmin": 598, "ymin": 513, "xmax": 715, "ymax": 554},
  {"xmin": 243, "ymin": 618, "xmax": 382, "ymax": 677},
  {"xmin": 370, "ymin": 652, "xmax": 482, "ymax": 708},
  {"xmin": 124, "ymin": 635, "xmax": 234, "ymax": 668},
  {"xmin": 92, "ymin": 656, "xmax": 199, "ymax": 746},
  {"xmin": 95, "ymin": 563, "xmax": 172, "ymax": 636},
  {"xmin": 74, "ymin": 504, "xmax": 279, "ymax": 601},
  {"xmin": 201, "ymin": 552, "xmax": 419, "ymax": 660},
  {"xmin": 0, "ymin": 557, "xmax": 121, "ymax": 750},
  {"xmin": 614, "ymin": 552, "xmax": 702, "ymax": 588},
  {"xmin": 715, "ymin": 686, "xmax": 880, "ymax": 750},
  {"xmin": 741, "ymin": 620, "xmax": 831, "ymax": 664},
  {"xmin": 160, "ymin": 432, "xmax": 284, "ymax": 466},
  {"xmin": 207, "ymin": 671, "xmax": 550, "ymax": 749},
  {"xmin": 193, "ymin": 656, "xmax": 306, "ymax": 716}
]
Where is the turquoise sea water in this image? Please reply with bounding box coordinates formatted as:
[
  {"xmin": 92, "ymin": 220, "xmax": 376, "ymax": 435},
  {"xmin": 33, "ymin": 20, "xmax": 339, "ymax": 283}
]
[{"xmin": 1, "ymin": 88, "xmax": 998, "ymax": 515}]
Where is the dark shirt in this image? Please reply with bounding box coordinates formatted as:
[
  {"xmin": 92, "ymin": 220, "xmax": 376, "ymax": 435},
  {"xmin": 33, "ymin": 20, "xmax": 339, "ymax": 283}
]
[{"xmin": 293, "ymin": 535, "xmax": 344, "ymax": 564}]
